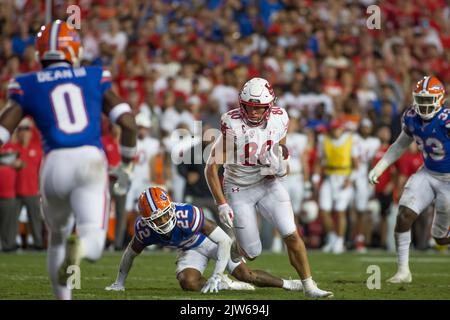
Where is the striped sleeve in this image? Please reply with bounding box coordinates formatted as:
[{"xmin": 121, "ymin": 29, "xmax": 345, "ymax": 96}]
[
  {"xmin": 7, "ymin": 78, "xmax": 25, "ymax": 107},
  {"xmin": 190, "ymin": 206, "xmax": 204, "ymax": 234},
  {"xmin": 100, "ymin": 68, "xmax": 112, "ymax": 94}
]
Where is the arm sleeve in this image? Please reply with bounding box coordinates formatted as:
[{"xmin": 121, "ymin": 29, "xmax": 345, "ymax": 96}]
[
  {"xmin": 189, "ymin": 206, "xmax": 205, "ymax": 234},
  {"xmin": 207, "ymin": 226, "xmax": 232, "ymax": 275},
  {"xmin": 372, "ymin": 130, "xmax": 414, "ymax": 174},
  {"xmin": 115, "ymin": 241, "xmax": 139, "ymax": 286},
  {"xmin": 7, "ymin": 79, "xmax": 25, "ymax": 108}
]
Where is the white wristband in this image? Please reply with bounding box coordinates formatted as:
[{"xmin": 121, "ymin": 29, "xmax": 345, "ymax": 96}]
[
  {"xmin": 120, "ymin": 145, "xmax": 137, "ymax": 158},
  {"xmin": 109, "ymin": 103, "xmax": 132, "ymax": 124},
  {"xmin": 0, "ymin": 125, "xmax": 11, "ymax": 144}
]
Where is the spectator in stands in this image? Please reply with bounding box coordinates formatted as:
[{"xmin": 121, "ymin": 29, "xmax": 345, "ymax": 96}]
[
  {"xmin": 372, "ymin": 126, "xmax": 397, "ymax": 249},
  {"xmin": 15, "ymin": 118, "xmax": 43, "ymax": 250},
  {"xmin": 102, "ymin": 122, "xmax": 127, "ymax": 251},
  {"xmin": 0, "ymin": 136, "xmax": 20, "ymax": 252}
]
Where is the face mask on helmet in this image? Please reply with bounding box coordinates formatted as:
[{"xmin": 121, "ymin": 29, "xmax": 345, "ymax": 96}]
[
  {"xmin": 239, "ymin": 78, "xmax": 276, "ymax": 127},
  {"xmin": 142, "ymin": 202, "xmax": 176, "ymax": 234},
  {"xmin": 413, "ymin": 92, "xmax": 443, "ymax": 120},
  {"xmin": 241, "ymin": 102, "xmax": 272, "ymax": 126}
]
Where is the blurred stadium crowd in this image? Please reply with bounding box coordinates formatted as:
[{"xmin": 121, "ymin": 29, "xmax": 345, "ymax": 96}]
[{"xmin": 0, "ymin": 0, "xmax": 449, "ymax": 253}]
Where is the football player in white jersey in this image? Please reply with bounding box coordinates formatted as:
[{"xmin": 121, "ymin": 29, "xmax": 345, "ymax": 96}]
[
  {"xmin": 205, "ymin": 77, "xmax": 333, "ymax": 298},
  {"xmin": 353, "ymin": 119, "xmax": 380, "ymax": 252}
]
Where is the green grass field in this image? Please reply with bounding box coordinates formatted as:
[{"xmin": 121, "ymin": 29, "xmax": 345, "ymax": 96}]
[{"xmin": 0, "ymin": 250, "xmax": 449, "ymax": 300}]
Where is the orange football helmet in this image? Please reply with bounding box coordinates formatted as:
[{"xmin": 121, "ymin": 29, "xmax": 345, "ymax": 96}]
[
  {"xmin": 138, "ymin": 187, "xmax": 176, "ymax": 234},
  {"xmin": 35, "ymin": 20, "xmax": 83, "ymax": 66},
  {"xmin": 413, "ymin": 76, "xmax": 446, "ymax": 120}
]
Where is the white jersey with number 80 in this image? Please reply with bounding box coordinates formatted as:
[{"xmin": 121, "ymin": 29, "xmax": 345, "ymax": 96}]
[{"xmin": 220, "ymin": 107, "xmax": 289, "ymax": 188}]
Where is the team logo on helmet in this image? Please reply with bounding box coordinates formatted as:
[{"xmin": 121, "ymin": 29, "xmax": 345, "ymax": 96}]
[{"xmin": 159, "ymin": 193, "xmax": 168, "ymax": 201}]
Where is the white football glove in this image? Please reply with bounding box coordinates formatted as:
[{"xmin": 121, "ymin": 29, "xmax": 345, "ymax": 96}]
[
  {"xmin": 109, "ymin": 162, "xmax": 134, "ymax": 196},
  {"xmin": 201, "ymin": 273, "xmax": 223, "ymax": 294},
  {"xmin": 218, "ymin": 203, "xmax": 234, "ymax": 229},
  {"xmin": 259, "ymin": 145, "xmax": 287, "ymax": 177},
  {"xmin": 105, "ymin": 282, "xmax": 125, "ymax": 291}
]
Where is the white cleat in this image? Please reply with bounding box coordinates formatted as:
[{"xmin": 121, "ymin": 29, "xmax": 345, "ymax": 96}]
[
  {"xmin": 283, "ymin": 279, "xmax": 304, "ymax": 291},
  {"xmin": 219, "ymin": 274, "xmax": 255, "ymax": 291},
  {"xmin": 322, "ymin": 241, "xmax": 334, "ymax": 253},
  {"xmin": 304, "ymin": 286, "xmax": 334, "ymax": 298},
  {"xmin": 332, "ymin": 242, "xmax": 345, "ymax": 254},
  {"xmin": 105, "ymin": 283, "xmax": 125, "ymax": 291},
  {"xmin": 386, "ymin": 271, "xmax": 412, "ymax": 284}
]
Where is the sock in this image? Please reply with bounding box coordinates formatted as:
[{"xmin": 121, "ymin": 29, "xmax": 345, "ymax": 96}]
[
  {"xmin": 334, "ymin": 236, "xmax": 344, "ymax": 248},
  {"xmin": 47, "ymin": 244, "xmax": 71, "ymax": 300},
  {"xmin": 395, "ymin": 231, "xmax": 411, "ymax": 273},
  {"xmin": 328, "ymin": 232, "xmax": 337, "ymax": 244},
  {"xmin": 301, "ymin": 277, "xmax": 315, "ymax": 291}
]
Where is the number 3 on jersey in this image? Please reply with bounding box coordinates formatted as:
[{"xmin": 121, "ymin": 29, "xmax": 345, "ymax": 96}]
[
  {"xmin": 50, "ymin": 83, "xmax": 88, "ymax": 134},
  {"xmin": 414, "ymin": 135, "xmax": 445, "ymax": 161}
]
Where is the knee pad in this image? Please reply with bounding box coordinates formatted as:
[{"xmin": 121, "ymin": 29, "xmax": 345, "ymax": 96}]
[{"xmin": 241, "ymin": 241, "xmax": 262, "ymax": 260}]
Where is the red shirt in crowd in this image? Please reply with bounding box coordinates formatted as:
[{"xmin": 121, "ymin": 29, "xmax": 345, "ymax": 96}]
[
  {"xmin": 372, "ymin": 145, "xmax": 395, "ymax": 194},
  {"xmin": 0, "ymin": 142, "xmax": 20, "ymax": 199},
  {"xmin": 396, "ymin": 150, "xmax": 423, "ymax": 178},
  {"xmin": 102, "ymin": 135, "xmax": 121, "ymax": 168},
  {"xmin": 16, "ymin": 142, "xmax": 43, "ymax": 197}
]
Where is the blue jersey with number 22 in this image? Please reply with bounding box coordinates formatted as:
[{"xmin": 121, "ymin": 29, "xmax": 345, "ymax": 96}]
[
  {"xmin": 134, "ymin": 203, "xmax": 206, "ymax": 250},
  {"xmin": 7, "ymin": 63, "xmax": 112, "ymax": 153},
  {"xmin": 403, "ymin": 107, "xmax": 450, "ymax": 173}
]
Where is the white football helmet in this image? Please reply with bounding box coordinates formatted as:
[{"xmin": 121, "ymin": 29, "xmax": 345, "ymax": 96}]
[{"xmin": 239, "ymin": 77, "xmax": 276, "ymax": 126}]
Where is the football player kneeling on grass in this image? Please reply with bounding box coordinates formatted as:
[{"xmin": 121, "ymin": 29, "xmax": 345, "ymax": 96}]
[{"xmin": 106, "ymin": 187, "xmax": 304, "ymax": 293}]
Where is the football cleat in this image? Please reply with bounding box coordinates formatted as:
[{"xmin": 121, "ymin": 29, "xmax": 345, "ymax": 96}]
[
  {"xmin": 58, "ymin": 234, "xmax": 82, "ymax": 286},
  {"xmin": 386, "ymin": 271, "xmax": 412, "ymax": 284},
  {"xmin": 105, "ymin": 282, "xmax": 125, "ymax": 291},
  {"xmin": 218, "ymin": 274, "xmax": 255, "ymax": 291},
  {"xmin": 304, "ymin": 286, "xmax": 334, "ymax": 298}
]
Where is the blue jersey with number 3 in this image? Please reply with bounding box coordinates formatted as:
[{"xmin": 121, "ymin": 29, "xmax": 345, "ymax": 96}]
[
  {"xmin": 402, "ymin": 107, "xmax": 450, "ymax": 173},
  {"xmin": 7, "ymin": 63, "xmax": 112, "ymax": 153},
  {"xmin": 134, "ymin": 203, "xmax": 206, "ymax": 250}
]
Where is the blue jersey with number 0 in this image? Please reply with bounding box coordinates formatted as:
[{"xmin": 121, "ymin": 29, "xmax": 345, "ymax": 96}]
[
  {"xmin": 7, "ymin": 63, "xmax": 112, "ymax": 153},
  {"xmin": 134, "ymin": 203, "xmax": 206, "ymax": 250},
  {"xmin": 402, "ymin": 107, "xmax": 450, "ymax": 173}
]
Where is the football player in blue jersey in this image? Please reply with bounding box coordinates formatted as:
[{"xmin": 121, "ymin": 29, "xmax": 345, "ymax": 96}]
[
  {"xmin": 0, "ymin": 20, "xmax": 137, "ymax": 300},
  {"xmin": 106, "ymin": 187, "xmax": 306, "ymax": 293},
  {"xmin": 369, "ymin": 76, "xmax": 450, "ymax": 284}
]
